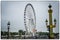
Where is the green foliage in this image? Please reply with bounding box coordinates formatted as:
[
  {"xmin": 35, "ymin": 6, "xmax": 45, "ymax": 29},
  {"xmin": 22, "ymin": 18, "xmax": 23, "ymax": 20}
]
[
  {"xmin": 18, "ymin": 30, "xmax": 26, "ymax": 35},
  {"xmin": 37, "ymin": 32, "xmax": 49, "ymax": 35},
  {"xmin": 1, "ymin": 31, "xmax": 8, "ymax": 36},
  {"xmin": 10, "ymin": 32, "xmax": 18, "ymax": 35},
  {"xmin": 1, "ymin": 31, "xmax": 18, "ymax": 36}
]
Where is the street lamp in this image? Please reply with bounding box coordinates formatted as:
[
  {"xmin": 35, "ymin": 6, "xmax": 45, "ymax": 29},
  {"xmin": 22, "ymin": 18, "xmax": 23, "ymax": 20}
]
[
  {"xmin": 45, "ymin": 19, "xmax": 48, "ymax": 26},
  {"xmin": 54, "ymin": 19, "xmax": 56, "ymax": 26},
  {"xmin": 45, "ymin": 4, "xmax": 56, "ymax": 39},
  {"xmin": 7, "ymin": 21, "xmax": 10, "ymax": 39}
]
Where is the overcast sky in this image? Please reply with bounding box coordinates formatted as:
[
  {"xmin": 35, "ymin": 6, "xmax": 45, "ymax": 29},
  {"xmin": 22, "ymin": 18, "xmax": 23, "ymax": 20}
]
[
  {"xmin": 1, "ymin": 0, "xmax": 59, "ymax": 1},
  {"xmin": 1, "ymin": 1, "xmax": 59, "ymax": 33}
]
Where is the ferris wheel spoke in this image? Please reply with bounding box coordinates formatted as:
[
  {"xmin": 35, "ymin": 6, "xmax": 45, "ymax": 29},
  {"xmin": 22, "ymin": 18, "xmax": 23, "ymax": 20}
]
[{"xmin": 24, "ymin": 3, "xmax": 36, "ymax": 36}]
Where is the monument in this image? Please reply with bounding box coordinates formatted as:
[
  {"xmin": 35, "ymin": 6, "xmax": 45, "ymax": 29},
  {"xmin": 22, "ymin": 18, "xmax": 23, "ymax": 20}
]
[{"xmin": 45, "ymin": 4, "xmax": 56, "ymax": 39}]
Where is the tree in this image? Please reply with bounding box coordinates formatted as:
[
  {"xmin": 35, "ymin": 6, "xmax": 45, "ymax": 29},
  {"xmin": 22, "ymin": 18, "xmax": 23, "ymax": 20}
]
[{"xmin": 18, "ymin": 30, "xmax": 23, "ymax": 39}]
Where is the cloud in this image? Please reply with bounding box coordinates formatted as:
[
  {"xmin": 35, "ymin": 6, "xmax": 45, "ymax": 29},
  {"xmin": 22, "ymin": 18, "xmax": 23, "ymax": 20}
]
[{"xmin": 1, "ymin": 1, "xmax": 59, "ymax": 33}]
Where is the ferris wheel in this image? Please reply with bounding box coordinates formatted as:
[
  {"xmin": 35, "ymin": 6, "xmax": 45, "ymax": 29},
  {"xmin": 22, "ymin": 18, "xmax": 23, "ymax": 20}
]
[{"xmin": 24, "ymin": 3, "xmax": 36, "ymax": 36}]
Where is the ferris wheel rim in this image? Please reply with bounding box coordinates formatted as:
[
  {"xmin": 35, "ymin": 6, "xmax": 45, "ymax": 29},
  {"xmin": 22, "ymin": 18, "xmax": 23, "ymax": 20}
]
[{"xmin": 24, "ymin": 3, "xmax": 36, "ymax": 34}]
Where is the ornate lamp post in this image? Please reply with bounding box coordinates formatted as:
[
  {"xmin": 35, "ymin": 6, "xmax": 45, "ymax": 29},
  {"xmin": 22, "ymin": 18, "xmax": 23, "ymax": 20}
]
[
  {"xmin": 45, "ymin": 4, "xmax": 56, "ymax": 39},
  {"xmin": 7, "ymin": 21, "xmax": 10, "ymax": 39}
]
